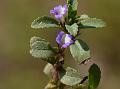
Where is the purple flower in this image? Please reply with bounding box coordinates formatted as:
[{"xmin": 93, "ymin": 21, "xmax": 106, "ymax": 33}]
[
  {"xmin": 50, "ymin": 5, "xmax": 68, "ymax": 19},
  {"xmin": 56, "ymin": 31, "xmax": 75, "ymax": 48}
]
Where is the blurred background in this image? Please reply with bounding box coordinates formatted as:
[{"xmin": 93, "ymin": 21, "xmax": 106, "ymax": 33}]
[{"xmin": 0, "ymin": 0, "xmax": 120, "ymax": 89}]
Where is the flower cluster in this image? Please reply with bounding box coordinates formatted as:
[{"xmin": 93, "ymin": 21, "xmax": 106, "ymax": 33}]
[{"xmin": 50, "ymin": 5, "xmax": 75, "ymax": 48}]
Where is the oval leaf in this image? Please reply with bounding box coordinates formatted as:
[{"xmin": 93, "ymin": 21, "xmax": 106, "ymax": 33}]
[
  {"xmin": 60, "ymin": 67, "xmax": 81, "ymax": 86},
  {"xmin": 70, "ymin": 39, "xmax": 91, "ymax": 64},
  {"xmin": 79, "ymin": 18, "xmax": 106, "ymax": 28},
  {"xmin": 88, "ymin": 64, "xmax": 101, "ymax": 89},
  {"xmin": 31, "ymin": 16, "xmax": 59, "ymax": 29}
]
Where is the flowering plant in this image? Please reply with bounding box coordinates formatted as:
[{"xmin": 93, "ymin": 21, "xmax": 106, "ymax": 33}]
[{"xmin": 30, "ymin": 0, "xmax": 106, "ymax": 89}]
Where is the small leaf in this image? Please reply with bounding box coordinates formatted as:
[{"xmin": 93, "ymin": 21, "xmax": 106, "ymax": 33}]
[
  {"xmin": 60, "ymin": 67, "xmax": 81, "ymax": 86},
  {"xmin": 43, "ymin": 63, "xmax": 54, "ymax": 76},
  {"xmin": 79, "ymin": 18, "xmax": 106, "ymax": 28},
  {"xmin": 65, "ymin": 23, "xmax": 78, "ymax": 36},
  {"xmin": 70, "ymin": 39, "xmax": 90, "ymax": 64},
  {"xmin": 31, "ymin": 16, "xmax": 59, "ymax": 29},
  {"xmin": 88, "ymin": 64, "xmax": 101, "ymax": 89},
  {"xmin": 67, "ymin": 0, "xmax": 78, "ymax": 19},
  {"xmin": 30, "ymin": 37, "xmax": 57, "ymax": 64}
]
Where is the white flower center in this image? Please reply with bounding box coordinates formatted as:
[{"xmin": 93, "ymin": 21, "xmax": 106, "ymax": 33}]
[
  {"xmin": 58, "ymin": 7, "xmax": 65, "ymax": 15},
  {"xmin": 64, "ymin": 34, "xmax": 72, "ymax": 43}
]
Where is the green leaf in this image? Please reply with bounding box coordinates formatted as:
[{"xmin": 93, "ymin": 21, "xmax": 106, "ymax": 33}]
[
  {"xmin": 31, "ymin": 16, "xmax": 59, "ymax": 29},
  {"xmin": 67, "ymin": 0, "xmax": 78, "ymax": 19},
  {"xmin": 79, "ymin": 18, "xmax": 106, "ymax": 28},
  {"xmin": 77, "ymin": 14, "xmax": 89, "ymax": 20},
  {"xmin": 30, "ymin": 49, "xmax": 55, "ymax": 59},
  {"xmin": 60, "ymin": 67, "xmax": 81, "ymax": 86},
  {"xmin": 88, "ymin": 64, "xmax": 101, "ymax": 89},
  {"xmin": 70, "ymin": 39, "xmax": 90, "ymax": 64},
  {"xmin": 65, "ymin": 23, "xmax": 78, "ymax": 36},
  {"xmin": 30, "ymin": 37, "xmax": 57, "ymax": 64},
  {"xmin": 31, "ymin": 41, "xmax": 50, "ymax": 50},
  {"xmin": 30, "ymin": 36, "xmax": 44, "ymax": 47}
]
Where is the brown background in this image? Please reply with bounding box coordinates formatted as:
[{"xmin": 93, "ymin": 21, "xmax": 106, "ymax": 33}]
[{"xmin": 0, "ymin": 0, "xmax": 120, "ymax": 89}]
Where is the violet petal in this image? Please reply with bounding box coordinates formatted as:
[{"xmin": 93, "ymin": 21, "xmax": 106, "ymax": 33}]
[{"xmin": 56, "ymin": 31, "xmax": 64, "ymax": 45}]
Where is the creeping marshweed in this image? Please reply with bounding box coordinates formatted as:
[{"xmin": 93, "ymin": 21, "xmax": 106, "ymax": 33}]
[{"xmin": 30, "ymin": 0, "xmax": 106, "ymax": 89}]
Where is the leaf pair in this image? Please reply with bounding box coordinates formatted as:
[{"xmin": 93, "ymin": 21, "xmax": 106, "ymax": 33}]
[{"xmin": 31, "ymin": 15, "xmax": 106, "ymax": 30}]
